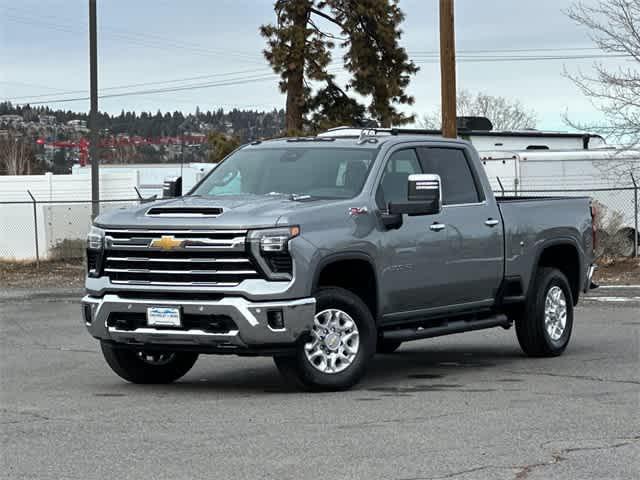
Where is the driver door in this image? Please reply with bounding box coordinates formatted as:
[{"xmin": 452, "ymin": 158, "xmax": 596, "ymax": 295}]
[{"xmin": 377, "ymin": 148, "xmax": 449, "ymax": 320}]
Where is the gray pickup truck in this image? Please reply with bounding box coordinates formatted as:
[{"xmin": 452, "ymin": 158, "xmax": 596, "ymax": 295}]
[{"xmin": 82, "ymin": 131, "xmax": 596, "ymax": 391}]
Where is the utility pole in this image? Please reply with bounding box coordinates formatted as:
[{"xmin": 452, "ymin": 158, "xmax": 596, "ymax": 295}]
[
  {"xmin": 439, "ymin": 0, "xmax": 457, "ymax": 138},
  {"xmin": 89, "ymin": 0, "xmax": 99, "ymax": 219}
]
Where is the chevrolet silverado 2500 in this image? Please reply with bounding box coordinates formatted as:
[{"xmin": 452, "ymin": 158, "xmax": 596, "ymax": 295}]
[{"xmin": 82, "ymin": 132, "xmax": 596, "ymax": 391}]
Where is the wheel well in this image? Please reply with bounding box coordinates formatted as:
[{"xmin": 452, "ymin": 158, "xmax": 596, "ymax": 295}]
[
  {"xmin": 537, "ymin": 244, "xmax": 581, "ymax": 304},
  {"xmin": 316, "ymin": 259, "xmax": 378, "ymax": 320}
]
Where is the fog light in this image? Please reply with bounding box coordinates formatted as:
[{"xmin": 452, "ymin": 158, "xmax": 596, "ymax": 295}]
[{"xmin": 267, "ymin": 309, "xmax": 284, "ymax": 330}]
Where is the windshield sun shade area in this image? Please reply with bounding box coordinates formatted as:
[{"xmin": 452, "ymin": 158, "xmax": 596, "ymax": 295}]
[{"xmin": 192, "ymin": 147, "xmax": 376, "ymax": 199}]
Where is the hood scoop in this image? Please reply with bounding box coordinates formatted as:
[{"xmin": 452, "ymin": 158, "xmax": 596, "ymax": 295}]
[{"xmin": 145, "ymin": 206, "xmax": 223, "ymax": 217}]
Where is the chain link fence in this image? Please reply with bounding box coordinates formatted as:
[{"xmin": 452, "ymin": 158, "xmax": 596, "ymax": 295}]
[
  {"xmin": 1, "ymin": 185, "xmax": 638, "ymax": 262},
  {"xmin": 0, "ymin": 195, "xmax": 142, "ymax": 263},
  {"xmin": 494, "ymin": 185, "xmax": 639, "ymax": 257}
]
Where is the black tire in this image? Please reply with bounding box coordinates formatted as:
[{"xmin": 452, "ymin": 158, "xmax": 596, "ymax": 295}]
[
  {"xmin": 516, "ymin": 267, "xmax": 574, "ymax": 357},
  {"xmin": 273, "ymin": 287, "xmax": 376, "ymax": 391},
  {"xmin": 100, "ymin": 342, "xmax": 198, "ymax": 384},
  {"xmin": 377, "ymin": 338, "xmax": 402, "ymax": 354}
]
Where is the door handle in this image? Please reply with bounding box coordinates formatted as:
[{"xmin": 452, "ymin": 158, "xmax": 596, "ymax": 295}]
[
  {"xmin": 429, "ymin": 223, "xmax": 446, "ymax": 232},
  {"xmin": 484, "ymin": 218, "xmax": 499, "ymax": 227}
]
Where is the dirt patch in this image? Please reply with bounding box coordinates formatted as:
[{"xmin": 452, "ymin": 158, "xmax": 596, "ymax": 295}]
[
  {"xmin": 0, "ymin": 259, "xmax": 85, "ymax": 289},
  {"xmin": 0, "ymin": 256, "xmax": 638, "ymax": 290},
  {"xmin": 594, "ymin": 257, "xmax": 640, "ymax": 285}
]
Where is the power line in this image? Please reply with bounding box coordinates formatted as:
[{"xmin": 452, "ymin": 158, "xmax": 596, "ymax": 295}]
[
  {"xmin": 3, "ymin": 6, "xmax": 621, "ymax": 64},
  {"xmin": 410, "ymin": 46, "xmax": 603, "ymax": 54},
  {"xmin": 2, "ymin": 12, "xmax": 265, "ymax": 65},
  {"xmin": 5, "ymin": 68, "xmax": 274, "ymax": 101},
  {"xmin": 12, "ymin": 74, "xmax": 281, "ymax": 105},
  {"xmin": 2, "ymin": 4, "xmax": 262, "ymax": 61},
  {"xmin": 413, "ymin": 54, "xmax": 632, "ymax": 63}
]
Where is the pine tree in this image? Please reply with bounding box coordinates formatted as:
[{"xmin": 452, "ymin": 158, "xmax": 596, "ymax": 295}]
[
  {"xmin": 260, "ymin": 0, "xmax": 334, "ymax": 133},
  {"xmin": 328, "ymin": 0, "xmax": 418, "ymax": 127},
  {"xmin": 261, "ymin": 0, "xmax": 418, "ymax": 131}
]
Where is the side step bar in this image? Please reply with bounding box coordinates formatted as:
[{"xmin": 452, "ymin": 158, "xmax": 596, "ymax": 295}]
[{"xmin": 381, "ymin": 314, "xmax": 511, "ymax": 342}]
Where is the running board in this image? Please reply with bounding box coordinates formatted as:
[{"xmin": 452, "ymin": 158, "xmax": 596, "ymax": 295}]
[{"xmin": 381, "ymin": 314, "xmax": 511, "ymax": 342}]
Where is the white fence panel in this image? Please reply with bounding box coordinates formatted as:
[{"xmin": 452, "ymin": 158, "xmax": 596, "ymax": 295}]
[
  {"xmin": 0, "ymin": 172, "xmax": 139, "ymax": 202},
  {"xmin": 0, "ymin": 204, "xmax": 47, "ymax": 260},
  {"xmin": 0, "ymin": 172, "xmax": 139, "ymax": 260}
]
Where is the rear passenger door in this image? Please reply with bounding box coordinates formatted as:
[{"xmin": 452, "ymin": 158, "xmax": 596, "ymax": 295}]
[{"xmin": 417, "ymin": 146, "xmax": 503, "ymax": 309}]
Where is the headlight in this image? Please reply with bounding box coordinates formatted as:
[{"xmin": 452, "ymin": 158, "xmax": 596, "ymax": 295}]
[
  {"xmin": 248, "ymin": 226, "xmax": 299, "ymax": 280},
  {"xmin": 87, "ymin": 226, "xmax": 105, "ymax": 250}
]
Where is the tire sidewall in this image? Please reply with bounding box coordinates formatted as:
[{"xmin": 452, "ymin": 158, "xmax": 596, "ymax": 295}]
[
  {"xmin": 294, "ymin": 288, "xmax": 376, "ymax": 390},
  {"xmin": 101, "ymin": 343, "xmax": 198, "ymax": 384},
  {"xmin": 536, "ymin": 271, "xmax": 574, "ymax": 353}
]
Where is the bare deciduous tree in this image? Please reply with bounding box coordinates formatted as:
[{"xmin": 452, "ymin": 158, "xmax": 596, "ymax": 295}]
[
  {"xmin": 0, "ymin": 131, "xmax": 39, "ymax": 175},
  {"xmin": 565, "ymin": 0, "xmax": 640, "ymax": 147},
  {"xmin": 420, "ymin": 90, "xmax": 537, "ymax": 130},
  {"xmin": 564, "ymin": 0, "xmax": 640, "ymax": 183}
]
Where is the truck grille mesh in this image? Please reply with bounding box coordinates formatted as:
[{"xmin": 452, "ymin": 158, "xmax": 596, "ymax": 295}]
[{"xmin": 103, "ymin": 229, "xmax": 261, "ymax": 286}]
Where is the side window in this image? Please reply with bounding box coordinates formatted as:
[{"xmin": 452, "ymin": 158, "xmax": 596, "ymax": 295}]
[
  {"xmin": 377, "ymin": 149, "xmax": 422, "ymax": 207},
  {"xmin": 418, "ymin": 148, "xmax": 481, "ymax": 205}
]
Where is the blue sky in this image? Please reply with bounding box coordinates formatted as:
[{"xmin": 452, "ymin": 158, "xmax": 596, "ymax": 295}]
[{"xmin": 0, "ymin": 0, "xmax": 627, "ymax": 131}]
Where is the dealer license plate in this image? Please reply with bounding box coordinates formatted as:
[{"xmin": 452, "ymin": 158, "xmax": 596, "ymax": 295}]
[{"xmin": 147, "ymin": 307, "xmax": 181, "ymax": 327}]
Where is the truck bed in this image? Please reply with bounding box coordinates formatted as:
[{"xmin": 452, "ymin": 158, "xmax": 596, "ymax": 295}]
[{"xmin": 496, "ymin": 195, "xmax": 593, "ymax": 297}]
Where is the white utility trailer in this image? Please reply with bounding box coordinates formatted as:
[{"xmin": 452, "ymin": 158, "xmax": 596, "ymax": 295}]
[{"xmin": 480, "ymin": 148, "xmax": 639, "ymax": 255}]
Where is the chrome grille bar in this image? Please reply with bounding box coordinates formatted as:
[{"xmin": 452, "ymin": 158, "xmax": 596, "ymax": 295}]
[
  {"xmin": 102, "ymin": 229, "xmax": 261, "ymax": 286},
  {"xmin": 105, "ymin": 268, "xmax": 258, "ymax": 275},
  {"xmin": 106, "ymin": 256, "xmax": 251, "ymax": 263}
]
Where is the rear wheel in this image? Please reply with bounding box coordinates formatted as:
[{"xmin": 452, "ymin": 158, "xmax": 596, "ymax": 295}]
[
  {"xmin": 274, "ymin": 287, "xmax": 376, "ymax": 391},
  {"xmin": 101, "ymin": 342, "xmax": 198, "ymax": 384},
  {"xmin": 516, "ymin": 267, "xmax": 574, "ymax": 357}
]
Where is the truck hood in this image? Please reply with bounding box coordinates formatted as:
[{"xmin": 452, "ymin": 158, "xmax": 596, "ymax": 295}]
[{"xmin": 94, "ymin": 194, "xmax": 342, "ymax": 230}]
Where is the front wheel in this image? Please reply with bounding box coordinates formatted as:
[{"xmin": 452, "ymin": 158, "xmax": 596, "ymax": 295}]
[
  {"xmin": 274, "ymin": 287, "xmax": 376, "ymax": 391},
  {"xmin": 516, "ymin": 267, "xmax": 574, "ymax": 357},
  {"xmin": 100, "ymin": 342, "xmax": 198, "ymax": 384}
]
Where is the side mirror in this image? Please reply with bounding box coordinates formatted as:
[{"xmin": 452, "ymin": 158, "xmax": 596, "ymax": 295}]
[
  {"xmin": 162, "ymin": 176, "xmax": 182, "ymax": 198},
  {"xmin": 388, "ymin": 174, "xmax": 442, "ymax": 216}
]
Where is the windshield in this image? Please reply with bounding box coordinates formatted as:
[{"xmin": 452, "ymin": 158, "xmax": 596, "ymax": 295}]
[{"xmin": 191, "ymin": 147, "xmax": 376, "ymax": 199}]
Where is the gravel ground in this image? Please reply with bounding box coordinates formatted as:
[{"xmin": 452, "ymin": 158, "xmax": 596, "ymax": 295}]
[
  {"xmin": 0, "ymin": 259, "xmax": 84, "ymax": 289},
  {"xmin": 0, "ymin": 288, "xmax": 638, "ymax": 480}
]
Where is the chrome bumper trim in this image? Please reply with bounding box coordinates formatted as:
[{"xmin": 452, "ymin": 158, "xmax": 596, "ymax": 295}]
[{"xmin": 82, "ymin": 294, "xmax": 315, "ymax": 348}]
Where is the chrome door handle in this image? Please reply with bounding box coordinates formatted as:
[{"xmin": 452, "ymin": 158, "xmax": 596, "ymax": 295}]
[
  {"xmin": 484, "ymin": 219, "xmax": 499, "ymax": 227},
  {"xmin": 429, "ymin": 223, "xmax": 446, "ymax": 232}
]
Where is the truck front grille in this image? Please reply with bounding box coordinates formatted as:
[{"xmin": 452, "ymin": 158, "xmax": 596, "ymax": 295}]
[{"xmin": 103, "ymin": 229, "xmax": 261, "ymax": 287}]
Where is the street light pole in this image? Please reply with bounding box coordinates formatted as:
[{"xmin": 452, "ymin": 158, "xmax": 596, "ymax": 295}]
[
  {"xmin": 439, "ymin": 0, "xmax": 457, "ymax": 138},
  {"xmin": 89, "ymin": 0, "xmax": 100, "ymax": 219}
]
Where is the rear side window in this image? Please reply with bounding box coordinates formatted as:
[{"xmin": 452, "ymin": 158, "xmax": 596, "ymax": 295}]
[{"xmin": 417, "ymin": 148, "xmax": 481, "ymax": 205}]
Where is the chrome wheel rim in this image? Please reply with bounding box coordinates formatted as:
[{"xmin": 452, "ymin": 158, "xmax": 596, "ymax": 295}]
[
  {"xmin": 544, "ymin": 286, "xmax": 567, "ymax": 341},
  {"xmin": 137, "ymin": 352, "xmax": 175, "ymax": 366},
  {"xmin": 304, "ymin": 309, "xmax": 360, "ymax": 374}
]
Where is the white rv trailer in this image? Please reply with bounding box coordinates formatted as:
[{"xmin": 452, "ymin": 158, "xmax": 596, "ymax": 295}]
[
  {"xmin": 318, "ymin": 126, "xmax": 606, "ymax": 151},
  {"xmin": 480, "ymin": 148, "xmax": 639, "ymax": 254}
]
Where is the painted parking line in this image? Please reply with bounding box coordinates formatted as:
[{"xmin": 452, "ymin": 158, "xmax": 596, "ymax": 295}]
[
  {"xmin": 585, "ymin": 296, "xmax": 640, "ymax": 303},
  {"xmin": 597, "ymin": 285, "xmax": 640, "ymax": 289}
]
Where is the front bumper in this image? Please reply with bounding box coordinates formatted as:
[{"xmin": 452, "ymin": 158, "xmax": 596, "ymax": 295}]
[{"xmin": 82, "ymin": 294, "xmax": 315, "ymax": 351}]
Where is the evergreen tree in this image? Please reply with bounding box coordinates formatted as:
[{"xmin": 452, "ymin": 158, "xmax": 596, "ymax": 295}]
[
  {"xmin": 260, "ymin": 0, "xmax": 334, "ymax": 133},
  {"xmin": 261, "ymin": 0, "xmax": 418, "ymax": 130}
]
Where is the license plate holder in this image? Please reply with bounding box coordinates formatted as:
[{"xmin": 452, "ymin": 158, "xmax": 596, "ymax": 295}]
[{"xmin": 147, "ymin": 307, "xmax": 182, "ymax": 327}]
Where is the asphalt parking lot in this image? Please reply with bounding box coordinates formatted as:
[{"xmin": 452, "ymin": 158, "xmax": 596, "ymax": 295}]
[{"xmin": 1, "ymin": 287, "xmax": 638, "ymax": 480}]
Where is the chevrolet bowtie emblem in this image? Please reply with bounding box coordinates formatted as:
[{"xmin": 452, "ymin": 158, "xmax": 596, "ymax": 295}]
[{"xmin": 150, "ymin": 235, "xmax": 184, "ymax": 250}]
